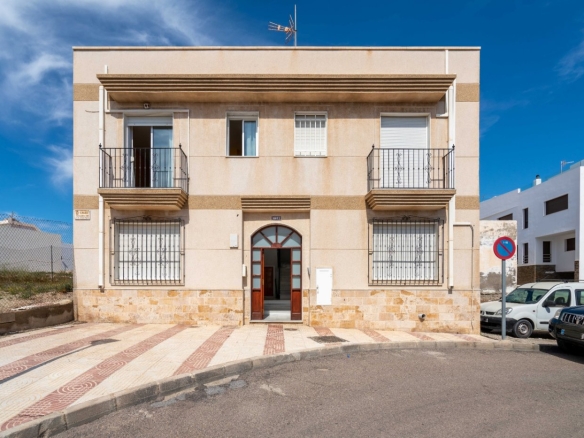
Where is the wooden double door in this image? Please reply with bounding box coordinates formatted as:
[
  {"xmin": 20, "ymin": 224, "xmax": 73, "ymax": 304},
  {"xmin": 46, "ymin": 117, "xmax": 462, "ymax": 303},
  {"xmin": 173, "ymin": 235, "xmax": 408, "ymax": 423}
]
[{"xmin": 251, "ymin": 225, "xmax": 302, "ymax": 321}]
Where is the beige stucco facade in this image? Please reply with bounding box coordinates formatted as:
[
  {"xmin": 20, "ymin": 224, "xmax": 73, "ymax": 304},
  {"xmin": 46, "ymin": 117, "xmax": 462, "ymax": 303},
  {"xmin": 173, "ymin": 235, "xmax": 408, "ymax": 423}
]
[{"xmin": 73, "ymin": 47, "xmax": 480, "ymax": 333}]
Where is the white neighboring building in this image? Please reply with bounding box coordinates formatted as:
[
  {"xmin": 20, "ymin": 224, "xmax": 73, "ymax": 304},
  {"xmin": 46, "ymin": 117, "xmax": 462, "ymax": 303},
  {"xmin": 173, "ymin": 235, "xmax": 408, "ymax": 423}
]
[
  {"xmin": 0, "ymin": 217, "xmax": 65, "ymax": 272},
  {"xmin": 480, "ymin": 161, "xmax": 584, "ymax": 283}
]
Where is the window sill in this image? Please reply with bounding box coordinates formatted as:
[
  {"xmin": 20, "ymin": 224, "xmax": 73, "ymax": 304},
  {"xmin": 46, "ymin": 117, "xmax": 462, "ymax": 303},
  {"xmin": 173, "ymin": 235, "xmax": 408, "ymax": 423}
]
[{"xmin": 225, "ymin": 156, "xmax": 259, "ymax": 158}]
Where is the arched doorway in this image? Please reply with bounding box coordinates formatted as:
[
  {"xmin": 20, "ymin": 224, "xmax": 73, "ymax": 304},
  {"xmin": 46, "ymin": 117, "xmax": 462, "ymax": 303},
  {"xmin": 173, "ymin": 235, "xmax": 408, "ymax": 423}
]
[{"xmin": 251, "ymin": 225, "xmax": 302, "ymax": 321}]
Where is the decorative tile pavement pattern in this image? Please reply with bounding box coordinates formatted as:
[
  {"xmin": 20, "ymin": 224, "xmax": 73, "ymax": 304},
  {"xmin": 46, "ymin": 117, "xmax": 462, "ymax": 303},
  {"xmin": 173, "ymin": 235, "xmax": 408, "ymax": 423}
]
[
  {"xmin": 0, "ymin": 325, "xmax": 83, "ymax": 349},
  {"xmin": 360, "ymin": 328, "xmax": 390, "ymax": 343},
  {"xmin": 173, "ymin": 326, "xmax": 235, "ymax": 376},
  {"xmin": 0, "ymin": 323, "xmax": 495, "ymax": 434},
  {"xmin": 454, "ymin": 333, "xmax": 481, "ymax": 342},
  {"xmin": 1, "ymin": 325, "xmax": 186, "ymax": 431},
  {"xmin": 0, "ymin": 325, "xmax": 137, "ymax": 381},
  {"xmin": 406, "ymin": 332, "xmax": 435, "ymax": 341},
  {"xmin": 263, "ymin": 324, "xmax": 285, "ymax": 355}
]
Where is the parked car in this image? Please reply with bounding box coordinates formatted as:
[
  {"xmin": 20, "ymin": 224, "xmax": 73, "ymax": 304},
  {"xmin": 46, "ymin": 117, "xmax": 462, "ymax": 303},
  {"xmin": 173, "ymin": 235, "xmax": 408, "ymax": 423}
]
[
  {"xmin": 480, "ymin": 282, "xmax": 584, "ymax": 338},
  {"xmin": 548, "ymin": 290, "xmax": 584, "ymax": 353}
]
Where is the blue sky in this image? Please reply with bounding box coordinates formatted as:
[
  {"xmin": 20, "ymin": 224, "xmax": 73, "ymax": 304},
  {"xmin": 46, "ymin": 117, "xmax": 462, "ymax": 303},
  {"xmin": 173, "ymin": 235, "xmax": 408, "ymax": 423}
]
[{"xmin": 1, "ymin": 0, "xmax": 584, "ymax": 223}]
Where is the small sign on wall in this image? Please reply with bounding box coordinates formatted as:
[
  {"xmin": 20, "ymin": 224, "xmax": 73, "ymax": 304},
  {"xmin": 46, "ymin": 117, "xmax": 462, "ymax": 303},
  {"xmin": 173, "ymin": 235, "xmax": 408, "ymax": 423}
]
[
  {"xmin": 271, "ymin": 216, "xmax": 281, "ymax": 221},
  {"xmin": 316, "ymin": 268, "xmax": 333, "ymax": 306},
  {"xmin": 230, "ymin": 233, "xmax": 239, "ymax": 248},
  {"xmin": 75, "ymin": 210, "xmax": 91, "ymax": 220}
]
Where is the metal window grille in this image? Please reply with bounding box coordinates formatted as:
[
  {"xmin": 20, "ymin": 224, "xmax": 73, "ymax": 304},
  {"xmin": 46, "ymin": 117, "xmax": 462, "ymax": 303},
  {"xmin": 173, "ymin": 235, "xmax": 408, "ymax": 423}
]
[
  {"xmin": 369, "ymin": 216, "xmax": 444, "ymax": 285},
  {"xmin": 523, "ymin": 243, "xmax": 529, "ymax": 264},
  {"xmin": 111, "ymin": 218, "xmax": 184, "ymax": 285}
]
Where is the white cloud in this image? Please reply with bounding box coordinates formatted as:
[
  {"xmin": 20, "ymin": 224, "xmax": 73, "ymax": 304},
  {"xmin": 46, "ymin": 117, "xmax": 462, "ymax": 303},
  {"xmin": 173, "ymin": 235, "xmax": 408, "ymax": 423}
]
[
  {"xmin": 0, "ymin": 0, "xmax": 251, "ymax": 188},
  {"xmin": 556, "ymin": 39, "xmax": 584, "ymax": 82},
  {"xmin": 0, "ymin": 0, "xmax": 225, "ymax": 126},
  {"xmin": 44, "ymin": 145, "xmax": 73, "ymax": 187}
]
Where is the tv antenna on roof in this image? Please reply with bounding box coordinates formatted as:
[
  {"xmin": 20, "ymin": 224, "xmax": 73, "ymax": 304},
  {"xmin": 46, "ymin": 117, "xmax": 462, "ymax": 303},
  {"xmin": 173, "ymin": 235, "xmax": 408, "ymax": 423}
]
[
  {"xmin": 561, "ymin": 160, "xmax": 574, "ymax": 173},
  {"xmin": 268, "ymin": 4, "xmax": 297, "ymax": 46}
]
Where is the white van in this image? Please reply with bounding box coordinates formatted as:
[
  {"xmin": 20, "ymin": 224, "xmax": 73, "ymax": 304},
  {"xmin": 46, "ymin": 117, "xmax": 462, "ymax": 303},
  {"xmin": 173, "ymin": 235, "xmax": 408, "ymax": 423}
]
[{"xmin": 480, "ymin": 282, "xmax": 584, "ymax": 338}]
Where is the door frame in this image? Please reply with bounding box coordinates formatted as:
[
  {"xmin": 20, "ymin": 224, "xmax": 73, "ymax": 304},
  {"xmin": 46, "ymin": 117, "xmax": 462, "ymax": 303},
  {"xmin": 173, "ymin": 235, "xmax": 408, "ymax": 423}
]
[{"xmin": 250, "ymin": 225, "xmax": 302, "ymax": 321}]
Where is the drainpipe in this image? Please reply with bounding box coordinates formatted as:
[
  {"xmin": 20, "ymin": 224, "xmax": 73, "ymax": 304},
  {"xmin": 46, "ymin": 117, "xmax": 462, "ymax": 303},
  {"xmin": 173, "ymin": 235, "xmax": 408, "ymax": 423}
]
[
  {"xmin": 98, "ymin": 66, "xmax": 107, "ymax": 290},
  {"xmin": 446, "ymin": 51, "xmax": 456, "ymax": 291}
]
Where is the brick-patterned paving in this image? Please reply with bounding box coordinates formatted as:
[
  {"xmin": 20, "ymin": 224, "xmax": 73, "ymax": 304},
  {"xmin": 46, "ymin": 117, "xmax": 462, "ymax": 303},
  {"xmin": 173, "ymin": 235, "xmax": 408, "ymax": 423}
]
[
  {"xmin": 360, "ymin": 328, "xmax": 390, "ymax": 343},
  {"xmin": 0, "ymin": 325, "xmax": 187, "ymax": 431},
  {"xmin": 0, "ymin": 325, "xmax": 82, "ymax": 349},
  {"xmin": 0, "ymin": 325, "xmax": 138, "ymax": 381},
  {"xmin": 173, "ymin": 327, "xmax": 234, "ymax": 376},
  {"xmin": 407, "ymin": 332, "xmax": 435, "ymax": 341},
  {"xmin": 263, "ymin": 325, "xmax": 285, "ymax": 355},
  {"xmin": 313, "ymin": 327, "xmax": 335, "ymax": 337}
]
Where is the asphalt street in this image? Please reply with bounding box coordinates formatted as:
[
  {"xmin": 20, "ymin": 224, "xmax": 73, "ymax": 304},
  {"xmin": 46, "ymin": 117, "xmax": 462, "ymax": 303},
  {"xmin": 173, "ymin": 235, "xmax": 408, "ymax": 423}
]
[{"xmin": 58, "ymin": 347, "xmax": 584, "ymax": 438}]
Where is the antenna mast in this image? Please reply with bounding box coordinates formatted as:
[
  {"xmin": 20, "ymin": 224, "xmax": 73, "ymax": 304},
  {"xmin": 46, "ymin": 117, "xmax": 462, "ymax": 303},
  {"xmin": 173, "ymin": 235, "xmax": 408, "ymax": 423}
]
[{"xmin": 268, "ymin": 4, "xmax": 297, "ymax": 46}]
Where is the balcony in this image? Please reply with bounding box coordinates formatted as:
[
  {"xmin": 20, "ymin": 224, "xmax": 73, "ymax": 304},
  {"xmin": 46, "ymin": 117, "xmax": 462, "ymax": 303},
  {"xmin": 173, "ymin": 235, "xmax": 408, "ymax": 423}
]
[
  {"xmin": 98, "ymin": 146, "xmax": 188, "ymax": 210},
  {"xmin": 365, "ymin": 147, "xmax": 455, "ymax": 210}
]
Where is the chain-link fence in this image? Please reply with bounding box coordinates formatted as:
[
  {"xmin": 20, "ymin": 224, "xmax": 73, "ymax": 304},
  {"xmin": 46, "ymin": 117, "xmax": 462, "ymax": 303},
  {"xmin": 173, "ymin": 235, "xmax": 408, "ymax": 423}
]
[{"xmin": 0, "ymin": 213, "xmax": 73, "ymax": 312}]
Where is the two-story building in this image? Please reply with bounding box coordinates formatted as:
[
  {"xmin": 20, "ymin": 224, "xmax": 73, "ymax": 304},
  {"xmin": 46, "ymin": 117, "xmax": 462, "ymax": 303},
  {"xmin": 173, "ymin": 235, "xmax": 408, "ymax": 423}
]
[
  {"xmin": 73, "ymin": 46, "xmax": 480, "ymax": 333},
  {"xmin": 481, "ymin": 162, "xmax": 584, "ymax": 284}
]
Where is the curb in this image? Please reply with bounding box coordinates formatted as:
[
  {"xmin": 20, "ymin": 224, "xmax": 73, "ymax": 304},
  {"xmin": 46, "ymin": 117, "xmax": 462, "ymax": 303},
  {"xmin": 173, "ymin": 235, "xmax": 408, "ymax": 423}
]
[{"xmin": 0, "ymin": 339, "xmax": 552, "ymax": 438}]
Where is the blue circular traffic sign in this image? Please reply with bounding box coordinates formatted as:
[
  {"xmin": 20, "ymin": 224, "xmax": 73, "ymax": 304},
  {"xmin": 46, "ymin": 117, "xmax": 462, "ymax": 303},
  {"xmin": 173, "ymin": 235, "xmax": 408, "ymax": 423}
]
[{"xmin": 493, "ymin": 236, "xmax": 516, "ymax": 260}]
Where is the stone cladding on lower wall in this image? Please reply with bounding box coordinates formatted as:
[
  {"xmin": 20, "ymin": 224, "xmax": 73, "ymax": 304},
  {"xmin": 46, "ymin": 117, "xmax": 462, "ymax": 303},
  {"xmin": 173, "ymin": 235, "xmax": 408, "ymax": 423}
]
[
  {"xmin": 302, "ymin": 289, "xmax": 480, "ymax": 334},
  {"xmin": 76, "ymin": 288, "xmax": 480, "ymax": 334},
  {"xmin": 75, "ymin": 289, "xmax": 244, "ymax": 326}
]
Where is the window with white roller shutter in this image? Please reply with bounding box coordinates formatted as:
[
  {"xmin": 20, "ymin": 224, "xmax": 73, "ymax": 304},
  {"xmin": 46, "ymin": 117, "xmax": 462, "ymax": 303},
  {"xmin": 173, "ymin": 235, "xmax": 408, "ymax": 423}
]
[
  {"xmin": 379, "ymin": 116, "xmax": 429, "ymax": 188},
  {"xmin": 294, "ymin": 113, "xmax": 327, "ymax": 156}
]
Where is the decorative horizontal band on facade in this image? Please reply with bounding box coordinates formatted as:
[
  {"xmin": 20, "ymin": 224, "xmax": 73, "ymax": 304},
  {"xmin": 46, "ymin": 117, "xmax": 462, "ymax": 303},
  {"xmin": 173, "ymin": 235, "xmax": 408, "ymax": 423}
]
[
  {"xmin": 97, "ymin": 188, "xmax": 188, "ymax": 211},
  {"xmin": 456, "ymin": 83, "xmax": 480, "ymax": 102},
  {"xmin": 94, "ymin": 74, "xmax": 458, "ymax": 103},
  {"xmin": 241, "ymin": 196, "xmax": 311, "ymax": 211},
  {"xmin": 365, "ymin": 189, "xmax": 456, "ymax": 210},
  {"xmin": 74, "ymin": 195, "xmax": 478, "ymax": 211},
  {"xmin": 74, "ymin": 195, "xmax": 99, "ymax": 209},
  {"xmin": 73, "ymin": 83, "xmax": 100, "ymax": 101},
  {"xmin": 455, "ymin": 196, "xmax": 480, "ymax": 210}
]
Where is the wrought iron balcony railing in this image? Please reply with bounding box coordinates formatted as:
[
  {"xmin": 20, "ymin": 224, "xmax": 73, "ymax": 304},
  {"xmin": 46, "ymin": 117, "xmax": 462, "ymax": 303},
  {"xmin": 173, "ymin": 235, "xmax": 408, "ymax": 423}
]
[
  {"xmin": 99, "ymin": 146, "xmax": 188, "ymax": 193},
  {"xmin": 367, "ymin": 147, "xmax": 455, "ymax": 191}
]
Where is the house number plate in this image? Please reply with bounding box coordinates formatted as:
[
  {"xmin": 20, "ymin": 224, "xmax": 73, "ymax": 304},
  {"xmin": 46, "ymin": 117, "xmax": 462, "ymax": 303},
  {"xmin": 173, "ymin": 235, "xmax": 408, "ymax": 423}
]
[{"xmin": 271, "ymin": 216, "xmax": 281, "ymax": 221}]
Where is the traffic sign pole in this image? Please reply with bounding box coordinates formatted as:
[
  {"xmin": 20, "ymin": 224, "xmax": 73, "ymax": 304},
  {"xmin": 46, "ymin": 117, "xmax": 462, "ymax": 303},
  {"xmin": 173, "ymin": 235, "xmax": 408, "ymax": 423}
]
[
  {"xmin": 493, "ymin": 236, "xmax": 516, "ymax": 341},
  {"xmin": 501, "ymin": 259, "xmax": 506, "ymax": 340}
]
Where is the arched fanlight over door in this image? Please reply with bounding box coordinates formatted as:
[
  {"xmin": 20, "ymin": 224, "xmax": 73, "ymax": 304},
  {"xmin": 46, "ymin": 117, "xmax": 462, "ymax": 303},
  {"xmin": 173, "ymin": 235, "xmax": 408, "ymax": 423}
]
[{"xmin": 251, "ymin": 225, "xmax": 302, "ymax": 321}]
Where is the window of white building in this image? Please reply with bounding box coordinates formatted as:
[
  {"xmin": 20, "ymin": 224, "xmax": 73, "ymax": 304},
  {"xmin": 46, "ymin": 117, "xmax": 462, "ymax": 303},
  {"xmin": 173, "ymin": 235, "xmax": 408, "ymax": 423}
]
[
  {"xmin": 545, "ymin": 194, "xmax": 568, "ymax": 215},
  {"xmin": 566, "ymin": 238, "xmax": 575, "ymax": 252},
  {"xmin": 294, "ymin": 113, "xmax": 327, "ymax": 156}
]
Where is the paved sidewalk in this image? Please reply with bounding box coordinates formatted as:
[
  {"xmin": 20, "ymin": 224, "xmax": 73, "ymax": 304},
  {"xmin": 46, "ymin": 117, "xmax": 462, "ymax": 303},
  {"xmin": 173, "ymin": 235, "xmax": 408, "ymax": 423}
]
[{"xmin": 0, "ymin": 322, "xmax": 491, "ymax": 433}]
